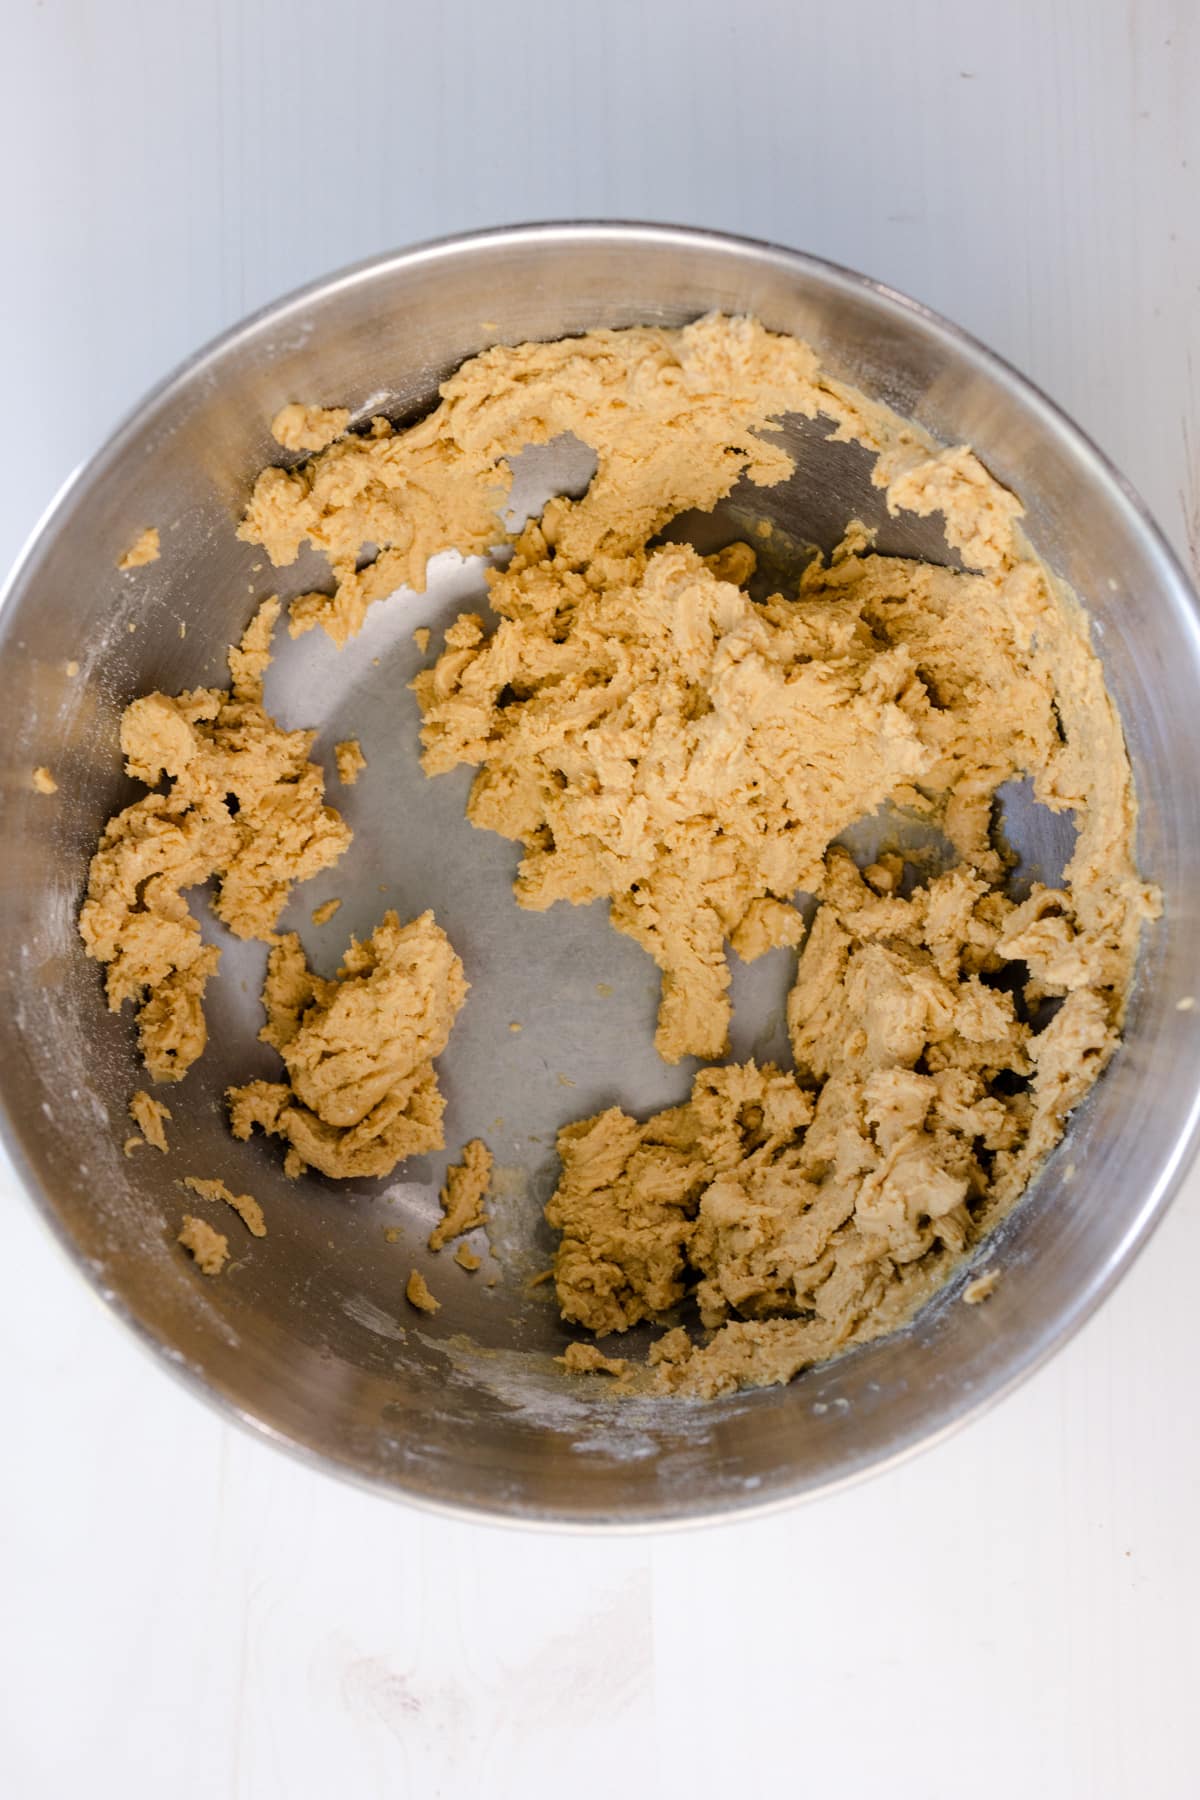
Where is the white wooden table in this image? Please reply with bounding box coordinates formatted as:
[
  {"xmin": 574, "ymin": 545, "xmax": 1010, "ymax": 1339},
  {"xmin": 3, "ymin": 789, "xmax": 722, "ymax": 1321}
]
[{"xmin": 3, "ymin": 3, "xmax": 1198, "ymax": 1794}]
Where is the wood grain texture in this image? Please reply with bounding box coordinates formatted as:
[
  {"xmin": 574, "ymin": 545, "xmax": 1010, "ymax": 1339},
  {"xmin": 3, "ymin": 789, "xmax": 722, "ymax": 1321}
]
[{"xmin": 2, "ymin": 1, "xmax": 1198, "ymax": 1795}]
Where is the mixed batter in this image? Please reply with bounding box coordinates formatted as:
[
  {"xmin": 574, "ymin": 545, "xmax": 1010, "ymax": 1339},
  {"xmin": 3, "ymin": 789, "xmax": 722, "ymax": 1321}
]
[{"xmin": 80, "ymin": 314, "xmax": 1156, "ymax": 1394}]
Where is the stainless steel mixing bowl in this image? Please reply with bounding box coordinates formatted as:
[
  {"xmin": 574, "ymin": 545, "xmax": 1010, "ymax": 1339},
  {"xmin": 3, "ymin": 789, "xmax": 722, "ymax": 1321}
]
[{"xmin": 3, "ymin": 223, "xmax": 1199, "ymax": 1527}]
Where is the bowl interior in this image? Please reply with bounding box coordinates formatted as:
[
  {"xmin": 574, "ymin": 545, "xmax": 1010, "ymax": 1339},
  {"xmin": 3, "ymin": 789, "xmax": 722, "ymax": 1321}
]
[{"xmin": 4, "ymin": 225, "xmax": 1199, "ymax": 1525}]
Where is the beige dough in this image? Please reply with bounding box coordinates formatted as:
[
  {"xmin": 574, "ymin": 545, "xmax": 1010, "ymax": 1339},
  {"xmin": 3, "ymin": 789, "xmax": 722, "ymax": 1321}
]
[
  {"xmin": 129, "ymin": 1090, "xmax": 171, "ymax": 1154},
  {"xmin": 557, "ymin": 1343, "xmax": 630, "ymax": 1379},
  {"xmin": 227, "ymin": 909, "xmax": 467, "ymax": 1180},
  {"xmin": 178, "ymin": 1215, "xmax": 228, "ymax": 1275},
  {"xmin": 548, "ymin": 833, "xmax": 1146, "ymax": 1396},
  {"xmin": 406, "ymin": 1269, "xmax": 440, "ymax": 1313},
  {"xmin": 411, "ymin": 503, "xmax": 1151, "ymax": 1068},
  {"xmin": 32, "ymin": 766, "xmax": 58, "ymax": 794},
  {"xmin": 182, "ymin": 1175, "xmax": 266, "ymax": 1238},
  {"xmin": 85, "ymin": 313, "xmax": 1154, "ymax": 1391},
  {"xmin": 78, "ymin": 598, "xmax": 350, "ymax": 1082},
  {"xmin": 311, "ymin": 897, "xmax": 342, "ymax": 925},
  {"xmin": 334, "ymin": 738, "xmax": 366, "ymax": 784},
  {"xmin": 244, "ymin": 312, "xmax": 1148, "ymax": 1069},
  {"xmin": 227, "ymin": 313, "xmax": 1138, "ymax": 1393},
  {"xmin": 429, "ymin": 1138, "xmax": 492, "ymax": 1250},
  {"xmin": 118, "ymin": 527, "xmax": 160, "ymax": 571},
  {"xmin": 271, "ymin": 403, "xmax": 351, "ymax": 454}
]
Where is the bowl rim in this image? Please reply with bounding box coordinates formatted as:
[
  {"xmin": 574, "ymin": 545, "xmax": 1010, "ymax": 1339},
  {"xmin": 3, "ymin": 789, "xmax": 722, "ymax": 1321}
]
[{"xmin": 4, "ymin": 217, "xmax": 1200, "ymax": 1532}]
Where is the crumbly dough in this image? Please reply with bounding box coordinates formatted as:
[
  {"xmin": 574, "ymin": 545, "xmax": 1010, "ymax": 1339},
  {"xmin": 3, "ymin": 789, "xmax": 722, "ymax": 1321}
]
[
  {"xmin": 556, "ymin": 1342, "xmax": 629, "ymax": 1379},
  {"xmin": 271, "ymin": 403, "xmax": 351, "ymax": 454},
  {"xmin": 90, "ymin": 315, "xmax": 1153, "ymax": 1391},
  {"xmin": 32, "ymin": 766, "xmax": 58, "ymax": 794},
  {"xmin": 227, "ymin": 909, "xmax": 467, "ymax": 1180},
  {"xmin": 183, "ymin": 1175, "xmax": 266, "ymax": 1237},
  {"xmin": 311, "ymin": 897, "xmax": 342, "ymax": 925},
  {"xmin": 413, "ymin": 627, "xmax": 431, "ymax": 654},
  {"xmin": 118, "ymin": 527, "xmax": 160, "ymax": 570},
  {"xmin": 429, "ymin": 1139, "xmax": 492, "ymax": 1250},
  {"xmin": 178, "ymin": 1214, "xmax": 228, "ymax": 1275},
  {"xmin": 78, "ymin": 598, "xmax": 350, "ymax": 1082},
  {"xmin": 412, "ymin": 512, "xmax": 1153, "ymax": 1064},
  {"xmin": 129, "ymin": 1090, "xmax": 171, "ymax": 1153},
  {"xmin": 963, "ymin": 1269, "xmax": 1000, "ymax": 1305},
  {"xmin": 548, "ymin": 830, "xmax": 1149, "ymax": 1395},
  {"xmin": 406, "ymin": 1268, "xmax": 440, "ymax": 1313},
  {"xmin": 334, "ymin": 739, "xmax": 366, "ymax": 784},
  {"xmin": 454, "ymin": 1242, "xmax": 482, "ymax": 1272},
  {"xmin": 272, "ymin": 310, "xmax": 1151, "ymax": 1392},
  {"xmin": 239, "ymin": 315, "xmax": 876, "ymax": 647}
]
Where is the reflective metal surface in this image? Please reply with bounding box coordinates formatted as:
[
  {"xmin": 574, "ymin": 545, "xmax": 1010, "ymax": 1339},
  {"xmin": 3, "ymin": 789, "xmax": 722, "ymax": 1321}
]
[{"xmin": 2, "ymin": 223, "xmax": 1199, "ymax": 1527}]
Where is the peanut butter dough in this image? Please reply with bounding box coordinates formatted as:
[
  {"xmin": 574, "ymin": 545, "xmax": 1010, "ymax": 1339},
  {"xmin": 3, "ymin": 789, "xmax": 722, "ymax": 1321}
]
[
  {"xmin": 271, "ymin": 403, "xmax": 351, "ymax": 455},
  {"xmin": 85, "ymin": 313, "xmax": 1153, "ymax": 1393},
  {"xmin": 406, "ymin": 1269, "xmax": 440, "ymax": 1314},
  {"xmin": 557, "ymin": 1342, "xmax": 630, "ymax": 1379},
  {"xmin": 334, "ymin": 739, "xmax": 366, "ymax": 784},
  {"xmin": 227, "ymin": 909, "xmax": 467, "ymax": 1180},
  {"xmin": 241, "ymin": 313, "xmax": 1147, "ymax": 1069},
  {"xmin": 548, "ymin": 828, "xmax": 1146, "ymax": 1396},
  {"xmin": 227, "ymin": 311, "xmax": 1139, "ymax": 1393},
  {"xmin": 129, "ymin": 1090, "xmax": 171, "ymax": 1153},
  {"xmin": 429, "ymin": 1138, "xmax": 492, "ymax": 1250},
  {"xmin": 118, "ymin": 527, "xmax": 160, "ymax": 571},
  {"xmin": 78, "ymin": 599, "xmax": 350, "ymax": 1082},
  {"xmin": 178, "ymin": 1215, "xmax": 227, "ymax": 1275},
  {"xmin": 182, "ymin": 1175, "xmax": 266, "ymax": 1238}
]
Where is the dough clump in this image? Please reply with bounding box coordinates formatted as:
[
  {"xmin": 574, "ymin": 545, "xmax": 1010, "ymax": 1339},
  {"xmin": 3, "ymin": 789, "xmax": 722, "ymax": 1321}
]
[
  {"xmin": 89, "ymin": 316, "xmax": 1154, "ymax": 1388},
  {"xmin": 78, "ymin": 599, "xmax": 351, "ymax": 1082},
  {"xmin": 238, "ymin": 316, "xmax": 851, "ymax": 647},
  {"xmin": 227, "ymin": 909, "xmax": 467, "ymax": 1180},
  {"xmin": 549, "ymin": 832, "xmax": 1149, "ymax": 1395},
  {"xmin": 556, "ymin": 1342, "xmax": 629, "ymax": 1379},
  {"xmin": 406, "ymin": 1269, "xmax": 440, "ymax": 1313},
  {"xmin": 129, "ymin": 1090, "xmax": 171, "ymax": 1153},
  {"xmin": 271, "ymin": 403, "xmax": 351, "ymax": 454},
  {"xmin": 429, "ymin": 1138, "xmax": 492, "ymax": 1250},
  {"xmin": 323, "ymin": 313, "xmax": 1144, "ymax": 1065},
  {"xmin": 178, "ymin": 1215, "xmax": 227, "ymax": 1275},
  {"xmin": 334, "ymin": 739, "xmax": 366, "ymax": 785}
]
